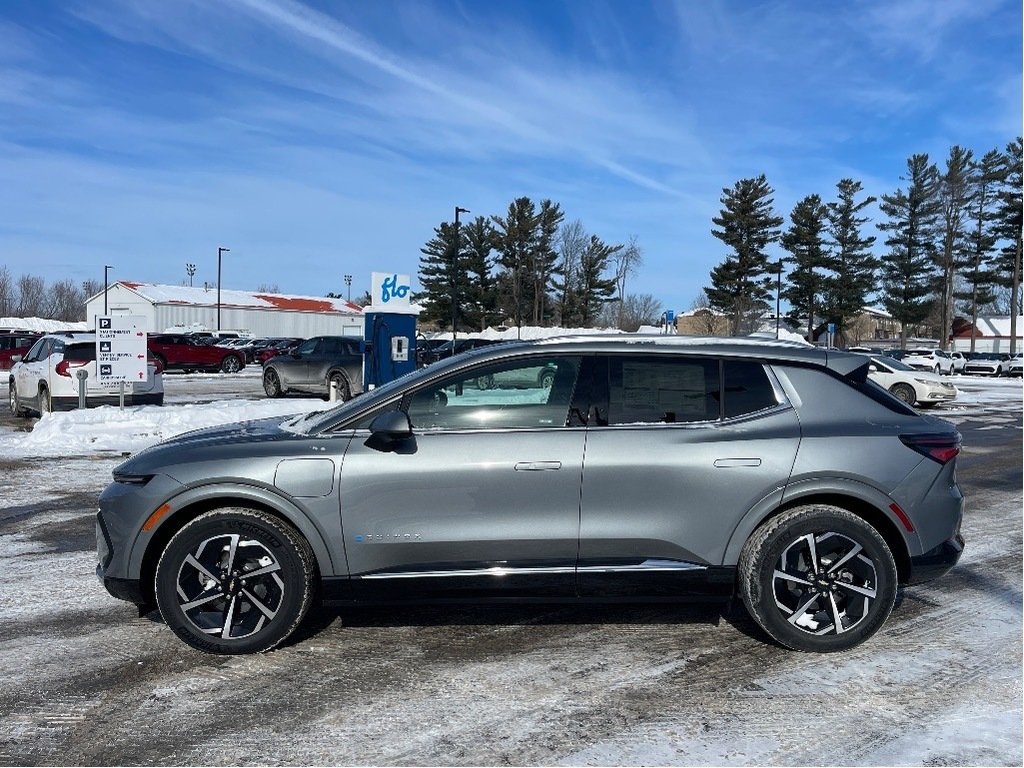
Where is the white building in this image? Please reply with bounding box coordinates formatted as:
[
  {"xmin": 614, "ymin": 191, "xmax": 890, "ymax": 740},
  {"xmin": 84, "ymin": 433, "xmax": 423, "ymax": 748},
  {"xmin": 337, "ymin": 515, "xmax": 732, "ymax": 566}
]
[
  {"xmin": 85, "ymin": 282, "xmax": 363, "ymax": 338},
  {"xmin": 950, "ymin": 316, "xmax": 1024, "ymax": 353}
]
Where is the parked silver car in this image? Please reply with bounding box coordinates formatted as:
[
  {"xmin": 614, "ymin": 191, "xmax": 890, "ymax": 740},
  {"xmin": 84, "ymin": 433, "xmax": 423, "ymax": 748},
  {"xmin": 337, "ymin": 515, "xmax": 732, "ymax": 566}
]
[
  {"xmin": 97, "ymin": 337, "xmax": 964, "ymax": 655},
  {"xmin": 262, "ymin": 335, "xmax": 363, "ymax": 400}
]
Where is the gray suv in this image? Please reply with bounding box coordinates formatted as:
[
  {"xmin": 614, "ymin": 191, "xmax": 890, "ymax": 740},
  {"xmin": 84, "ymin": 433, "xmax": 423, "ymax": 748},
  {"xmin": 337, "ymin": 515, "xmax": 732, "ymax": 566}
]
[
  {"xmin": 262, "ymin": 335, "xmax": 363, "ymax": 400},
  {"xmin": 97, "ymin": 337, "xmax": 964, "ymax": 655}
]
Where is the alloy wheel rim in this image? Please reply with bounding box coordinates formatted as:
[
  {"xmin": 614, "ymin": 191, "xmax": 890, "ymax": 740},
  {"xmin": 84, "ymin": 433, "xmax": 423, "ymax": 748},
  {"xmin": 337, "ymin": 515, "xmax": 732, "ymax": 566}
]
[
  {"xmin": 772, "ymin": 531, "xmax": 878, "ymax": 636},
  {"xmin": 175, "ymin": 533, "xmax": 285, "ymax": 640}
]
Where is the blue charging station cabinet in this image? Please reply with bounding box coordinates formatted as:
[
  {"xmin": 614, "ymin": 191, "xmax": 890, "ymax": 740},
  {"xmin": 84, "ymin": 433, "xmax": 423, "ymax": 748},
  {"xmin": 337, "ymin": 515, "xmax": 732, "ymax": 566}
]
[{"xmin": 362, "ymin": 309, "xmax": 418, "ymax": 391}]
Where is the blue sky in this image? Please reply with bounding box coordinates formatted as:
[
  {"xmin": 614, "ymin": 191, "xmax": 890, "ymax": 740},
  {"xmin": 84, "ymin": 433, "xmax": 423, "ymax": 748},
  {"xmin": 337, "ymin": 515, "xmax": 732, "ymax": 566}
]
[{"xmin": 0, "ymin": 0, "xmax": 1020, "ymax": 312}]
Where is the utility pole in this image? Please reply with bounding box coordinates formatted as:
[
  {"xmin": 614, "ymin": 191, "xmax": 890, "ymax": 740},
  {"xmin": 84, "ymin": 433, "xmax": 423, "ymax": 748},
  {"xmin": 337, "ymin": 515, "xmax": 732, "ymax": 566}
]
[
  {"xmin": 217, "ymin": 247, "xmax": 229, "ymax": 331},
  {"xmin": 452, "ymin": 206, "xmax": 470, "ymax": 355}
]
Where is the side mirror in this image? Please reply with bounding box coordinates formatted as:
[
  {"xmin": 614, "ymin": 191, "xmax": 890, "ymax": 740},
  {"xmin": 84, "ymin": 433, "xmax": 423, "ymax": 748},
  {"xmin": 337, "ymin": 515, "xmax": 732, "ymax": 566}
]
[
  {"xmin": 365, "ymin": 410, "xmax": 414, "ymax": 452},
  {"xmin": 868, "ymin": 364, "xmax": 878, "ymax": 373},
  {"xmin": 11, "ymin": 355, "xmax": 22, "ymax": 364}
]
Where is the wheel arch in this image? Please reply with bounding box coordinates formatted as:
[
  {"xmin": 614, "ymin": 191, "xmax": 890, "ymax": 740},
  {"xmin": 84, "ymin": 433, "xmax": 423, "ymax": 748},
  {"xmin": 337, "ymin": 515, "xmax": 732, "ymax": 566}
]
[
  {"xmin": 724, "ymin": 485, "xmax": 914, "ymax": 584},
  {"xmin": 130, "ymin": 484, "xmax": 338, "ymax": 605}
]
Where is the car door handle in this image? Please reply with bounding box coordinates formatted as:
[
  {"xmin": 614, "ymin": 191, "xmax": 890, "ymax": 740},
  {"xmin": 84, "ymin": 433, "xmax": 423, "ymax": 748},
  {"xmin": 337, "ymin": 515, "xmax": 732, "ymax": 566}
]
[
  {"xmin": 514, "ymin": 461, "xmax": 562, "ymax": 471},
  {"xmin": 714, "ymin": 458, "xmax": 762, "ymax": 468}
]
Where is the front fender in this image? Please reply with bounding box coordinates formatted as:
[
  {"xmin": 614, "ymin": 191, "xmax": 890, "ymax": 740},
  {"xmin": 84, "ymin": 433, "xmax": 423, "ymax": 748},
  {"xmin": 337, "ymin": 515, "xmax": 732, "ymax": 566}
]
[{"xmin": 126, "ymin": 481, "xmax": 341, "ymax": 580}]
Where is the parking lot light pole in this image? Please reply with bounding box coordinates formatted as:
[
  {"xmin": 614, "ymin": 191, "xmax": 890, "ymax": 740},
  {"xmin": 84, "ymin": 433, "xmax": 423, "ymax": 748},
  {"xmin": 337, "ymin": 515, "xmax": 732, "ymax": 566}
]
[
  {"xmin": 344, "ymin": 274, "xmax": 352, "ymax": 302},
  {"xmin": 452, "ymin": 206, "xmax": 470, "ymax": 355},
  {"xmin": 217, "ymin": 247, "xmax": 229, "ymax": 331},
  {"xmin": 186, "ymin": 263, "xmax": 196, "ymax": 287},
  {"xmin": 104, "ymin": 265, "xmax": 113, "ymax": 314}
]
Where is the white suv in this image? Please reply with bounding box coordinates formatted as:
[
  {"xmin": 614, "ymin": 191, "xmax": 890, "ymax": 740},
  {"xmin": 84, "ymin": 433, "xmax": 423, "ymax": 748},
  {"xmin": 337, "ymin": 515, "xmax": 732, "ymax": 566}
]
[
  {"xmin": 903, "ymin": 348, "xmax": 954, "ymax": 375},
  {"xmin": 8, "ymin": 332, "xmax": 164, "ymax": 416}
]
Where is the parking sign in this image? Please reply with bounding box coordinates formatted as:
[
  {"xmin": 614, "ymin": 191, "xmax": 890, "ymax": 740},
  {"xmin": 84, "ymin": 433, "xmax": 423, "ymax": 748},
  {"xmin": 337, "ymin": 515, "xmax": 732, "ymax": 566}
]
[{"xmin": 96, "ymin": 316, "xmax": 148, "ymax": 386}]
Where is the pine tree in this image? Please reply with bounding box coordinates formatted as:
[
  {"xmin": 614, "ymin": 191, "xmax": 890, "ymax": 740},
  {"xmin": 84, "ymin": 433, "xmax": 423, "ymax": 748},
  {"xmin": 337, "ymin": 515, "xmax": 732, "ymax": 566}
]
[
  {"xmin": 492, "ymin": 197, "xmax": 539, "ymax": 330},
  {"xmin": 417, "ymin": 221, "xmax": 465, "ymax": 330},
  {"xmin": 935, "ymin": 146, "xmax": 975, "ymax": 348},
  {"xmin": 955, "ymin": 149, "xmax": 1005, "ymax": 352},
  {"xmin": 994, "ymin": 137, "xmax": 1023, "ymax": 353},
  {"xmin": 460, "ymin": 216, "xmax": 498, "ymax": 331},
  {"xmin": 706, "ymin": 175, "xmax": 784, "ymax": 335},
  {"xmin": 824, "ymin": 179, "xmax": 877, "ymax": 344},
  {"xmin": 780, "ymin": 194, "xmax": 829, "ymax": 341},
  {"xmin": 574, "ymin": 235, "xmax": 621, "ymax": 326},
  {"xmin": 878, "ymin": 155, "xmax": 942, "ymax": 347},
  {"xmin": 531, "ymin": 200, "xmax": 564, "ymax": 325}
]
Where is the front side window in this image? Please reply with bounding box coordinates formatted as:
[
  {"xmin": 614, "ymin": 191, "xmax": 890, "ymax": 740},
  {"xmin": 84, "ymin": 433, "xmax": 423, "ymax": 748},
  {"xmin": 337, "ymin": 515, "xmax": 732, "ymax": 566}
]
[
  {"xmin": 406, "ymin": 356, "xmax": 581, "ymax": 431},
  {"xmin": 25, "ymin": 339, "xmax": 48, "ymax": 363},
  {"xmin": 294, "ymin": 339, "xmax": 319, "ymax": 357}
]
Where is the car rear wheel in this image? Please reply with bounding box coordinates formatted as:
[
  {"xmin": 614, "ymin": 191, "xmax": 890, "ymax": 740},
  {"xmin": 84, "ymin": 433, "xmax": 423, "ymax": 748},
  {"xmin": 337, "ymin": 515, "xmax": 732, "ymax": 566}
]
[
  {"xmin": 263, "ymin": 369, "xmax": 282, "ymax": 397},
  {"xmin": 154, "ymin": 508, "xmax": 315, "ymax": 654},
  {"xmin": 221, "ymin": 355, "xmax": 242, "ymax": 374},
  {"xmin": 38, "ymin": 385, "xmax": 51, "ymax": 415},
  {"xmin": 326, "ymin": 372, "xmax": 350, "ymax": 402},
  {"xmin": 739, "ymin": 505, "xmax": 898, "ymax": 652},
  {"xmin": 889, "ymin": 383, "xmax": 916, "ymax": 405}
]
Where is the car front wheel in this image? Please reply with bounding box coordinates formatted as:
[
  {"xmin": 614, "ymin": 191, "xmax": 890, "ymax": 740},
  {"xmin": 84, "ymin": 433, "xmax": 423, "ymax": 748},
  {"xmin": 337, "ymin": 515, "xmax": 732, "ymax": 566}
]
[
  {"xmin": 326, "ymin": 372, "xmax": 350, "ymax": 402},
  {"xmin": 9, "ymin": 381, "xmax": 27, "ymax": 417},
  {"xmin": 739, "ymin": 505, "xmax": 898, "ymax": 652},
  {"xmin": 154, "ymin": 508, "xmax": 315, "ymax": 654},
  {"xmin": 889, "ymin": 383, "xmax": 916, "ymax": 405},
  {"xmin": 38, "ymin": 385, "xmax": 51, "ymax": 415}
]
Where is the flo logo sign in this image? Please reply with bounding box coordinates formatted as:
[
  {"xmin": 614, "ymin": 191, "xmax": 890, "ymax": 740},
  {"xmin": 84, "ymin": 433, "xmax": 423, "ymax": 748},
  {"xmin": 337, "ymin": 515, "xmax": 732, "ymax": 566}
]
[{"xmin": 371, "ymin": 272, "xmax": 411, "ymax": 307}]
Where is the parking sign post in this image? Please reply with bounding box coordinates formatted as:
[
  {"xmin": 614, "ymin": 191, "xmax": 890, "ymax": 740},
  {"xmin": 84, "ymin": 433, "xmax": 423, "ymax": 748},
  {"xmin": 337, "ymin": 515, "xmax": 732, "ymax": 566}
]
[{"xmin": 96, "ymin": 316, "xmax": 148, "ymax": 409}]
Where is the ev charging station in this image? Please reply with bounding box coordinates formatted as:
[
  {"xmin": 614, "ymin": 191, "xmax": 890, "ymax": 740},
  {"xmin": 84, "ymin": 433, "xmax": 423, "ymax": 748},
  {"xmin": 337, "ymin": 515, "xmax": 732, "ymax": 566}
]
[{"xmin": 362, "ymin": 272, "xmax": 419, "ymax": 391}]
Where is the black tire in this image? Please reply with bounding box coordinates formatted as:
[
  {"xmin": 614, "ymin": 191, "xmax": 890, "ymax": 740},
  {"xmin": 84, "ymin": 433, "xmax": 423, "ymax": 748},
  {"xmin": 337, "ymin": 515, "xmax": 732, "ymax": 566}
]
[
  {"xmin": 889, "ymin": 383, "xmax": 916, "ymax": 405},
  {"xmin": 220, "ymin": 355, "xmax": 242, "ymax": 374},
  {"xmin": 933, "ymin": 364, "xmax": 940, "ymax": 374},
  {"xmin": 739, "ymin": 505, "xmax": 898, "ymax": 652},
  {"xmin": 154, "ymin": 508, "xmax": 315, "ymax": 654},
  {"xmin": 38, "ymin": 385, "xmax": 51, "ymax": 415},
  {"xmin": 326, "ymin": 372, "xmax": 350, "ymax": 402},
  {"xmin": 539, "ymin": 370, "xmax": 555, "ymax": 389},
  {"xmin": 8, "ymin": 380, "xmax": 27, "ymax": 417},
  {"xmin": 263, "ymin": 369, "xmax": 282, "ymax": 398}
]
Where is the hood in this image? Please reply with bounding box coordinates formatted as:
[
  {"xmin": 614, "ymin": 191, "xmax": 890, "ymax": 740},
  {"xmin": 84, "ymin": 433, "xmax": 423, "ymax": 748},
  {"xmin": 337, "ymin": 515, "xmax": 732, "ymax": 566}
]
[{"xmin": 114, "ymin": 415, "xmax": 296, "ymax": 477}]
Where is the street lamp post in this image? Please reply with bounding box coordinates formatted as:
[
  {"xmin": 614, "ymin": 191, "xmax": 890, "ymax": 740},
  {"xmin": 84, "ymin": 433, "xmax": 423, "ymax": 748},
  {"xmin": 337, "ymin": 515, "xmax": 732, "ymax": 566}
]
[
  {"xmin": 775, "ymin": 260, "xmax": 784, "ymax": 340},
  {"xmin": 104, "ymin": 265, "xmax": 113, "ymax": 314},
  {"xmin": 344, "ymin": 274, "xmax": 352, "ymax": 302},
  {"xmin": 186, "ymin": 263, "xmax": 196, "ymax": 287},
  {"xmin": 217, "ymin": 247, "xmax": 229, "ymax": 331},
  {"xmin": 452, "ymin": 206, "xmax": 470, "ymax": 355}
]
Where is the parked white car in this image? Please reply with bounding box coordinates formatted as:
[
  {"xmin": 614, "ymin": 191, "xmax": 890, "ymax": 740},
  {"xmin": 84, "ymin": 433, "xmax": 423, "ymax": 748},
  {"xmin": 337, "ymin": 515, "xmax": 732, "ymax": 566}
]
[
  {"xmin": 963, "ymin": 353, "xmax": 1009, "ymax": 377},
  {"xmin": 861, "ymin": 355, "xmax": 958, "ymax": 407},
  {"xmin": 902, "ymin": 348, "xmax": 954, "ymax": 375},
  {"xmin": 1007, "ymin": 354, "xmax": 1023, "ymax": 377},
  {"xmin": 949, "ymin": 351, "xmax": 968, "ymax": 374},
  {"xmin": 8, "ymin": 332, "xmax": 164, "ymax": 416}
]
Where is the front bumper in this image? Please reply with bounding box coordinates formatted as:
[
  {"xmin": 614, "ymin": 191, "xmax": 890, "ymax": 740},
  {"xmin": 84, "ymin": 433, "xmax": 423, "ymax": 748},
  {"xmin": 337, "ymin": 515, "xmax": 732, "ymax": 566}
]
[{"xmin": 906, "ymin": 534, "xmax": 964, "ymax": 585}]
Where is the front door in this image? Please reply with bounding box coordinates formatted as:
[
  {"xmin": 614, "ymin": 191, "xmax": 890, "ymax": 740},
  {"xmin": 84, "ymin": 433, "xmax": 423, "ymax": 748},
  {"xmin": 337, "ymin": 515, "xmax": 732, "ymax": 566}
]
[{"xmin": 338, "ymin": 353, "xmax": 586, "ymax": 600}]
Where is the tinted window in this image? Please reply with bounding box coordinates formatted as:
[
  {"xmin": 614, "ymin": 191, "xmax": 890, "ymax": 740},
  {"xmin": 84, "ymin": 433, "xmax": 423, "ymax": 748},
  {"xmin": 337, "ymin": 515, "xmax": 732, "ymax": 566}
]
[
  {"xmin": 406, "ymin": 356, "xmax": 580, "ymax": 430},
  {"xmin": 295, "ymin": 339, "xmax": 318, "ymax": 356},
  {"xmin": 723, "ymin": 360, "xmax": 778, "ymax": 418},
  {"xmin": 607, "ymin": 356, "xmax": 719, "ymax": 424},
  {"xmin": 26, "ymin": 339, "xmax": 49, "ymax": 362},
  {"xmin": 66, "ymin": 343, "xmax": 97, "ymax": 362}
]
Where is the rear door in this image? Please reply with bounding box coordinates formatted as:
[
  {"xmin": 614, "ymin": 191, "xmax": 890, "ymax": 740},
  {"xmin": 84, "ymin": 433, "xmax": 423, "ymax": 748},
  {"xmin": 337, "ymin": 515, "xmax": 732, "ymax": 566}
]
[{"xmin": 577, "ymin": 354, "xmax": 801, "ymax": 597}]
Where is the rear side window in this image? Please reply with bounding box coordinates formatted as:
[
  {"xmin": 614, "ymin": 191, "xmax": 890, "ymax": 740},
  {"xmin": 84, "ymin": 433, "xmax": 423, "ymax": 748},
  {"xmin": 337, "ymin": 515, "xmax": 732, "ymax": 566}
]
[
  {"xmin": 723, "ymin": 360, "xmax": 778, "ymax": 418},
  {"xmin": 607, "ymin": 357, "xmax": 720, "ymax": 424},
  {"xmin": 65, "ymin": 343, "xmax": 96, "ymax": 362}
]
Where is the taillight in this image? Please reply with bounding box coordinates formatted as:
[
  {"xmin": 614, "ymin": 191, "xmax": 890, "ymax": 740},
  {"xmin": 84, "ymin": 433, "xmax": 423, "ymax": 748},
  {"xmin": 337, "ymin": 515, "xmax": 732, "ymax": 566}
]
[
  {"xmin": 56, "ymin": 360, "xmax": 88, "ymax": 377},
  {"xmin": 150, "ymin": 356, "xmax": 164, "ymax": 374},
  {"xmin": 900, "ymin": 433, "xmax": 962, "ymax": 464}
]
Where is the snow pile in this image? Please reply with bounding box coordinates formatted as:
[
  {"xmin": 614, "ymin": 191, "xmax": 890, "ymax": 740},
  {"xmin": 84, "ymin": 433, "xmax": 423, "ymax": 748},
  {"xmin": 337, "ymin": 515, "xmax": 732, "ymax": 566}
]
[
  {"xmin": 0, "ymin": 398, "xmax": 334, "ymax": 458},
  {"xmin": 0, "ymin": 317, "xmax": 88, "ymax": 333}
]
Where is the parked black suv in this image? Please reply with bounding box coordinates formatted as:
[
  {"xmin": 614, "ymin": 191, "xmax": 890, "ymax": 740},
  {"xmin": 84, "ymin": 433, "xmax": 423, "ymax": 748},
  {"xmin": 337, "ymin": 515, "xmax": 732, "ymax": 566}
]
[{"xmin": 262, "ymin": 335, "xmax": 363, "ymax": 400}]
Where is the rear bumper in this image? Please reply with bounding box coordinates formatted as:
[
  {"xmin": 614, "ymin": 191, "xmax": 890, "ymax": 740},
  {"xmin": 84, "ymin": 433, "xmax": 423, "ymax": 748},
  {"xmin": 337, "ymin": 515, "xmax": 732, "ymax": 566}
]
[
  {"xmin": 906, "ymin": 534, "xmax": 964, "ymax": 585},
  {"xmin": 52, "ymin": 393, "xmax": 164, "ymax": 411}
]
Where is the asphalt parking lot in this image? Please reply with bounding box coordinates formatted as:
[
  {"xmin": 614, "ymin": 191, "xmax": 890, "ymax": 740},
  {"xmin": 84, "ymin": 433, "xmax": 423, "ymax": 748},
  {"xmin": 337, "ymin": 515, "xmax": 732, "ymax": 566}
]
[{"xmin": 0, "ymin": 373, "xmax": 1021, "ymax": 766}]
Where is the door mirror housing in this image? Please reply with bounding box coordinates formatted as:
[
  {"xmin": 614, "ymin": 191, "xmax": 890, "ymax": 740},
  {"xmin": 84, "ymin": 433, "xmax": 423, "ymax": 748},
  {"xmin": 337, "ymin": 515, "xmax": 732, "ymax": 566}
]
[
  {"xmin": 11, "ymin": 354, "xmax": 22, "ymax": 364},
  {"xmin": 365, "ymin": 410, "xmax": 414, "ymax": 452}
]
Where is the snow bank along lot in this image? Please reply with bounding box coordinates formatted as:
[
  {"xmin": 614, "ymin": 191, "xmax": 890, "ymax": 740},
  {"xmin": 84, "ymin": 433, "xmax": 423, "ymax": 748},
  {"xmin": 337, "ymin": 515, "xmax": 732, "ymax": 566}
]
[{"xmin": 0, "ymin": 373, "xmax": 1020, "ymax": 766}]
